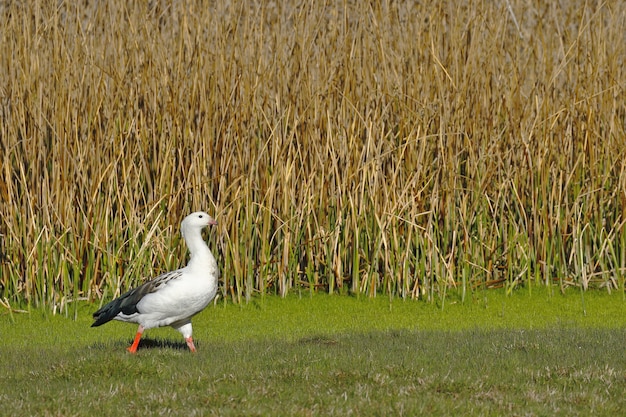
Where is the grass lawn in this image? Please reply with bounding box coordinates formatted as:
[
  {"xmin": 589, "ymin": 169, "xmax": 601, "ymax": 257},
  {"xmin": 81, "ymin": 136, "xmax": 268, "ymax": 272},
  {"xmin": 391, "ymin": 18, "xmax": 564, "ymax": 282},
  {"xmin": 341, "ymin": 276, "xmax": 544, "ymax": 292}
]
[{"xmin": 1, "ymin": 289, "xmax": 625, "ymax": 416}]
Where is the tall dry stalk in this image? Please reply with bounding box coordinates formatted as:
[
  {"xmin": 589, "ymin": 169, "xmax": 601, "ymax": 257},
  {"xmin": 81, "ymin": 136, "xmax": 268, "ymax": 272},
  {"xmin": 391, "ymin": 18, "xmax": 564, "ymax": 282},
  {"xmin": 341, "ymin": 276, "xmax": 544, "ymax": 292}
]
[{"xmin": 0, "ymin": 0, "xmax": 625, "ymax": 312}]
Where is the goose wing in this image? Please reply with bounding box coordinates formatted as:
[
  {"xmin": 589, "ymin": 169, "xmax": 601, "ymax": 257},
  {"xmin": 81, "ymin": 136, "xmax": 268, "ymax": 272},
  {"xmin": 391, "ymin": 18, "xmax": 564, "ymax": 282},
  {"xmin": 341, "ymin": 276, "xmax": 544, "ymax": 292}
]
[{"xmin": 91, "ymin": 270, "xmax": 183, "ymax": 327}]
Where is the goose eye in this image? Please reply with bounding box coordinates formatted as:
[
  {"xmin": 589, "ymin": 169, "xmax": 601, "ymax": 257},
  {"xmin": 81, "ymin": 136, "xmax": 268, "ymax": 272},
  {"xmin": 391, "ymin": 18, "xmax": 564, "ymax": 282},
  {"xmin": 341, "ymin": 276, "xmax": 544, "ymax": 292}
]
[{"xmin": 198, "ymin": 215, "xmax": 203, "ymax": 218}]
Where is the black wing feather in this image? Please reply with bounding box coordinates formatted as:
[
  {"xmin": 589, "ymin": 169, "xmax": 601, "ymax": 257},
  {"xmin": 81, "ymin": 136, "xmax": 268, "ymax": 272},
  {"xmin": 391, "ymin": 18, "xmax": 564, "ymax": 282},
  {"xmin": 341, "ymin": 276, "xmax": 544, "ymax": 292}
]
[{"xmin": 91, "ymin": 271, "xmax": 183, "ymax": 327}]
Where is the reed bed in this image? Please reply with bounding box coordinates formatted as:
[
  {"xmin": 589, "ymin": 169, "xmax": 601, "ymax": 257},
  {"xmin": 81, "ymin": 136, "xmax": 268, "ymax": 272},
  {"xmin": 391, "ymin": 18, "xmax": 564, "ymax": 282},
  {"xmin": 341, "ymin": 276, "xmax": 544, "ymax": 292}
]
[{"xmin": 1, "ymin": 0, "xmax": 625, "ymax": 312}]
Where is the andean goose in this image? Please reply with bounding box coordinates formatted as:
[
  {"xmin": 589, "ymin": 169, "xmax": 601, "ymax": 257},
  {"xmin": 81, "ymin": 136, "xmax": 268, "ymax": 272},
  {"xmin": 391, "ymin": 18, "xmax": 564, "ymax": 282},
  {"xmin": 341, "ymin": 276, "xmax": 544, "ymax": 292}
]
[{"xmin": 92, "ymin": 211, "xmax": 219, "ymax": 353}]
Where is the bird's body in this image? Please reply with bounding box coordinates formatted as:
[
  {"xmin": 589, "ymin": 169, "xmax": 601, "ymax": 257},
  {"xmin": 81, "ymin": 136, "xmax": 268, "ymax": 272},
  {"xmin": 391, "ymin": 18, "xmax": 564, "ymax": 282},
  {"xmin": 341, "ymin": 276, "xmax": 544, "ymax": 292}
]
[{"xmin": 92, "ymin": 211, "xmax": 219, "ymax": 353}]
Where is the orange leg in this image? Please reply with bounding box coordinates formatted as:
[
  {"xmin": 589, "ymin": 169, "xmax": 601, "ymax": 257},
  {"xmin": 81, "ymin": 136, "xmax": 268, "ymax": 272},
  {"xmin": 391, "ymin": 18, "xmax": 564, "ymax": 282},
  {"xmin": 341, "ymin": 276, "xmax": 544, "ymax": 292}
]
[
  {"xmin": 185, "ymin": 336, "xmax": 197, "ymax": 352},
  {"xmin": 127, "ymin": 325, "xmax": 144, "ymax": 353}
]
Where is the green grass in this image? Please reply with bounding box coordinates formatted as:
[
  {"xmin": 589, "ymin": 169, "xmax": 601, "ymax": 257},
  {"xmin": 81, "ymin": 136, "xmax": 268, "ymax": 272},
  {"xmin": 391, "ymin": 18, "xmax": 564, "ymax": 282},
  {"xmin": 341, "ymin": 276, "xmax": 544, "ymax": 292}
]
[
  {"xmin": 1, "ymin": 291, "xmax": 624, "ymax": 416},
  {"xmin": 0, "ymin": 2, "xmax": 625, "ymax": 412}
]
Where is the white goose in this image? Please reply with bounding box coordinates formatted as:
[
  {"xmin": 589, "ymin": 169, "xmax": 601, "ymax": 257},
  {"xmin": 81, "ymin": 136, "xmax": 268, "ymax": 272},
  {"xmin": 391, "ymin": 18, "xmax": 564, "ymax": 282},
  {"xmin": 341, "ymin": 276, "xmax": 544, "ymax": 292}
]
[{"xmin": 92, "ymin": 211, "xmax": 219, "ymax": 353}]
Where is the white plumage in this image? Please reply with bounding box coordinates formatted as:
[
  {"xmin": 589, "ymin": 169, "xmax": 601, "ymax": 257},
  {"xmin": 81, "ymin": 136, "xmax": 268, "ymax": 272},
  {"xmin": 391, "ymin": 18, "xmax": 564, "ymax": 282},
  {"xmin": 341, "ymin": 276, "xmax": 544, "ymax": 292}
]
[{"xmin": 92, "ymin": 211, "xmax": 219, "ymax": 353}]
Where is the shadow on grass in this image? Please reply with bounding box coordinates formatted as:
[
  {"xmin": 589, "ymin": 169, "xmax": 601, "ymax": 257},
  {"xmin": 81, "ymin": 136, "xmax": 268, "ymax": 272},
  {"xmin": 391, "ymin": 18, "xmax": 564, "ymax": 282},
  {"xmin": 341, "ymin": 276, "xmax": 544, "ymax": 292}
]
[
  {"xmin": 90, "ymin": 337, "xmax": 191, "ymax": 352},
  {"xmin": 134, "ymin": 337, "xmax": 190, "ymax": 351}
]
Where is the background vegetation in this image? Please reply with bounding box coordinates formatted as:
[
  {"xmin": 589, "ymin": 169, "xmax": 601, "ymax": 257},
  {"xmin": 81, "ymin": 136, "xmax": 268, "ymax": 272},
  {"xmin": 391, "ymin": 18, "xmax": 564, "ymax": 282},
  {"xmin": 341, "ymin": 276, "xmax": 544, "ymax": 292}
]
[{"xmin": 1, "ymin": 0, "xmax": 625, "ymax": 312}]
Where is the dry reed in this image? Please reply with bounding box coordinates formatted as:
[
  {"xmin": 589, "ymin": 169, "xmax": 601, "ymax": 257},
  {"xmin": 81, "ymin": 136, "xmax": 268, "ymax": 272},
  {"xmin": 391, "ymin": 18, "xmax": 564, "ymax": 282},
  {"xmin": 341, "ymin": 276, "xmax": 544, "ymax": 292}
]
[{"xmin": 1, "ymin": 0, "xmax": 625, "ymax": 312}]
